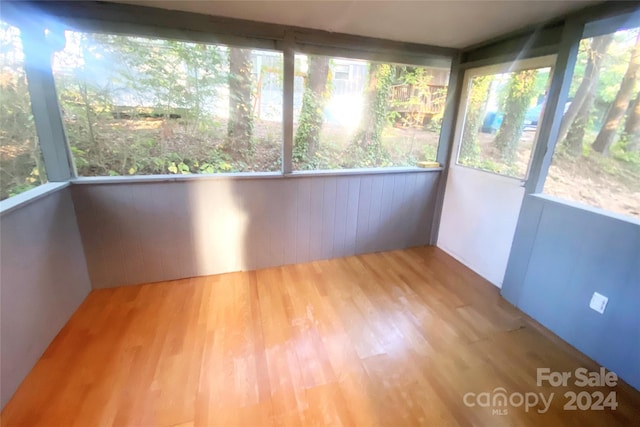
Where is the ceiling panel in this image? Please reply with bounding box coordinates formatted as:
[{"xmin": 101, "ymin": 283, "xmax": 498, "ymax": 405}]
[{"xmin": 114, "ymin": 0, "xmax": 599, "ymax": 48}]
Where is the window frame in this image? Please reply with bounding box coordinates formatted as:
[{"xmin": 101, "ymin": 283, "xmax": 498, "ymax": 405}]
[
  {"xmin": 0, "ymin": 1, "xmax": 456, "ymax": 192},
  {"xmin": 453, "ymin": 55, "xmax": 557, "ymax": 183},
  {"xmin": 290, "ymin": 50, "xmax": 453, "ymax": 171},
  {"xmin": 539, "ymin": 18, "xmax": 640, "ymax": 218},
  {"xmin": 0, "ymin": 18, "xmax": 69, "ymax": 203}
]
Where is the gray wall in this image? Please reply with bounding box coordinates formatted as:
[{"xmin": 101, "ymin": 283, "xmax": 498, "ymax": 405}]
[
  {"xmin": 72, "ymin": 171, "xmax": 440, "ymax": 289},
  {"xmin": 0, "ymin": 187, "xmax": 92, "ymax": 407},
  {"xmin": 502, "ymin": 194, "xmax": 640, "ymax": 391}
]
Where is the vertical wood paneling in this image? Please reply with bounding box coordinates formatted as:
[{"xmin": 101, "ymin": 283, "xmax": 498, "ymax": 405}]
[
  {"xmin": 365, "ymin": 175, "xmax": 385, "ymax": 254},
  {"xmin": 265, "ymin": 180, "xmax": 287, "ymax": 269},
  {"xmin": 295, "ymin": 179, "xmax": 312, "ymax": 264},
  {"xmin": 388, "ymin": 174, "xmax": 408, "ymax": 251},
  {"xmin": 398, "ymin": 173, "xmax": 418, "ymax": 246},
  {"xmin": 414, "ymin": 173, "xmax": 439, "ymax": 245},
  {"xmin": 308, "ymin": 179, "xmax": 325, "ymax": 262},
  {"xmin": 71, "ymin": 171, "xmax": 440, "ymax": 288},
  {"xmin": 239, "ymin": 180, "xmax": 263, "ymax": 270},
  {"xmin": 355, "ymin": 176, "xmax": 373, "ymax": 254},
  {"xmin": 332, "ymin": 178, "xmax": 350, "ymax": 258},
  {"xmin": 320, "ymin": 177, "xmax": 337, "ymax": 260},
  {"xmin": 282, "ymin": 179, "xmax": 298, "ymax": 266},
  {"xmin": 375, "ymin": 175, "xmax": 397, "ymax": 253},
  {"xmin": 344, "ymin": 177, "xmax": 361, "ymax": 256}
]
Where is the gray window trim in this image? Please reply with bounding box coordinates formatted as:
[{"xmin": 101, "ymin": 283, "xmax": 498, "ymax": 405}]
[
  {"xmin": 524, "ymin": 18, "xmax": 582, "ymax": 194},
  {"xmin": 282, "ymin": 34, "xmax": 295, "ymax": 174},
  {"xmin": 20, "ymin": 26, "xmax": 75, "ymax": 182},
  {"xmin": 0, "ymin": 182, "xmax": 69, "ymax": 217}
]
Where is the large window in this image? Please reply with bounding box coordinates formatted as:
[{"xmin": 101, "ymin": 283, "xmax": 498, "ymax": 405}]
[
  {"xmin": 0, "ymin": 20, "xmax": 47, "ymax": 200},
  {"xmin": 292, "ymin": 54, "xmax": 449, "ymax": 170},
  {"xmin": 544, "ymin": 26, "xmax": 640, "ymax": 219},
  {"xmin": 457, "ymin": 65, "xmax": 552, "ymax": 179},
  {"xmin": 52, "ymin": 31, "xmax": 283, "ymax": 176}
]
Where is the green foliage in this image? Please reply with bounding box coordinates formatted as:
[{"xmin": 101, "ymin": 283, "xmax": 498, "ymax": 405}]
[
  {"xmin": 0, "ymin": 21, "xmax": 47, "ymax": 200},
  {"xmin": 227, "ymin": 48, "xmax": 255, "ymax": 161},
  {"xmin": 611, "ymin": 136, "xmax": 640, "ymax": 165},
  {"xmin": 459, "ymin": 75, "xmax": 493, "ymax": 163},
  {"xmin": 294, "ymin": 89, "xmax": 325, "ymax": 163},
  {"xmin": 46, "ymin": 32, "xmax": 281, "ymax": 177},
  {"xmin": 350, "ymin": 63, "xmax": 394, "ymax": 166},
  {"xmin": 391, "ymin": 67, "xmax": 436, "ymax": 128},
  {"xmin": 597, "ymin": 30, "xmax": 639, "ymax": 103},
  {"xmin": 494, "ymin": 69, "xmax": 539, "ymax": 163}
]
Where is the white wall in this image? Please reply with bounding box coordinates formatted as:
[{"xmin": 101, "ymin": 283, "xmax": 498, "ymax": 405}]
[{"xmin": 438, "ymin": 166, "xmax": 524, "ymax": 287}]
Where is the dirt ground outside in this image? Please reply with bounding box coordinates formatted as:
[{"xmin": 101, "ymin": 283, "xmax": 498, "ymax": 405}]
[{"xmin": 68, "ymin": 117, "xmax": 639, "ymax": 219}]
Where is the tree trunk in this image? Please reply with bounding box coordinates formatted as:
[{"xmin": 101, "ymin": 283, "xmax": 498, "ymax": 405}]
[
  {"xmin": 227, "ymin": 48, "xmax": 254, "ymax": 161},
  {"xmin": 351, "ymin": 63, "xmax": 393, "ymax": 165},
  {"xmin": 494, "ymin": 69, "xmax": 538, "ymax": 163},
  {"xmin": 293, "ymin": 55, "xmax": 330, "ymax": 164},
  {"xmin": 459, "ymin": 75, "xmax": 492, "ymax": 162},
  {"xmin": 623, "ymin": 90, "xmax": 640, "ymax": 151},
  {"xmin": 80, "ymin": 81, "xmax": 96, "ymax": 147},
  {"xmin": 558, "ymin": 34, "xmax": 614, "ymax": 145},
  {"xmin": 565, "ymin": 90, "xmax": 594, "ymax": 156},
  {"xmin": 592, "ymin": 32, "xmax": 640, "ymax": 154}
]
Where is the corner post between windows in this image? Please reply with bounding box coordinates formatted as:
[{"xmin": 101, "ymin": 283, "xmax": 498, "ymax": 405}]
[
  {"xmin": 20, "ymin": 25, "xmax": 76, "ymax": 182},
  {"xmin": 524, "ymin": 18, "xmax": 582, "ymax": 194}
]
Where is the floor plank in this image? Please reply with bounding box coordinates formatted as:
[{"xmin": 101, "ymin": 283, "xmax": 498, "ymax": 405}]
[{"xmin": 2, "ymin": 247, "xmax": 639, "ymax": 426}]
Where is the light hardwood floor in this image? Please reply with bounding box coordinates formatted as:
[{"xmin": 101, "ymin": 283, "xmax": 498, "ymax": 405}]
[{"xmin": 2, "ymin": 247, "xmax": 639, "ymax": 426}]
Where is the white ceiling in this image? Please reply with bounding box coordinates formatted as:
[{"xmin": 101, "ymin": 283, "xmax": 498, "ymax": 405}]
[{"xmin": 114, "ymin": 0, "xmax": 599, "ymax": 48}]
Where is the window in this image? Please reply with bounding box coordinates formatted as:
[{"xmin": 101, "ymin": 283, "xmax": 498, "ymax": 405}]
[
  {"xmin": 544, "ymin": 26, "xmax": 640, "ymax": 219},
  {"xmin": 0, "ymin": 20, "xmax": 47, "ymax": 200},
  {"xmin": 51, "ymin": 31, "xmax": 283, "ymax": 176},
  {"xmin": 457, "ymin": 65, "xmax": 552, "ymax": 179},
  {"xmin": 292, "ymin": 53, "xmax": 449, "ymax": 170}
]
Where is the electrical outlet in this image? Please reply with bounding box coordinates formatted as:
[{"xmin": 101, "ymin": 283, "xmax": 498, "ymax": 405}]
[{"xmin": 589, "ymin": 292, "xmax": 608, "ymax": 314}]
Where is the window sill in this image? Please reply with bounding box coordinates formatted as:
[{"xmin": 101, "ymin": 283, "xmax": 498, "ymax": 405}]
[
  {"xmin": 0, "ymin": 182, "xmax": 70, "ymax": 217},
  {"xmin": 530, "ymin": 193, "xmax": 640, "ymax": 226},
  {"xmin": 70, "ymin": 167, "xmax": 442, "ymax": 185}
]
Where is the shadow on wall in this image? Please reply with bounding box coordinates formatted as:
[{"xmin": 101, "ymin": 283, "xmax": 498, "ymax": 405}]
[{"xmin": 0, "ymin": 188, "xmax": 91, "ymax": 407}]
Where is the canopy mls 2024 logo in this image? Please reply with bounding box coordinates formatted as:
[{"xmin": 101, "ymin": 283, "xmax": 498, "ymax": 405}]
[{"xmin": 463, "ymin": 367, "xmax": 618, "ymax": 416}]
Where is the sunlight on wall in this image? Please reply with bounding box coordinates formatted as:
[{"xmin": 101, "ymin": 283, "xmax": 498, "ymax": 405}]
[{"xmin": 188, "ymin": 180, "xmax": 249, "ymax": 275}]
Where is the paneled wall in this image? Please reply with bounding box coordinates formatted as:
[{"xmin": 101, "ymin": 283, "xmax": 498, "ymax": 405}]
[
  {"xmin": 502, "ymin": 195, "xmax": 640, "ymax": 391},
  {"xmin": 0, "ymin": 187, "xmax": 91, "ymax": 407},
  {"xmin": 72, "ymin": 171, "xmax": 440, "ymax": 289}
]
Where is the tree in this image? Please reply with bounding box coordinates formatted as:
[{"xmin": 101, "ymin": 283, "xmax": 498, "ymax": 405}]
[
  {"xmin": 623, "ymin": 89, "xmax": 640, "ymax": 152},
  {"xmin": 350, "ymin": 63, "xmax": 393, "ymax": 166},
  {"xmin": 558, "ymin": 34, "xmax": 614, "ymax": 153},
  {"xmin": 227, "ymin": 48, "xmax": 254, "ymax": 162},
  {"xmin": 293, "ymin": 55, "xmax": 330, "ymax": 165},
  {"xmin": 0, "ymin": 21, "xmax": 46, "ymax": 199},
  {"xmin": 459, "ymin": 75, "xmax": 492, "ymax": 162},
  {"xmin": 592, "ymin": 32, "xmax": 640, "ymax": 154},
  {"xmin": 564, "ymin": 95, "xmax": 593, "ymax": 156},
  {"xmin": 494, "ymin": 69, "xmax": 538, "ymax": 163}
]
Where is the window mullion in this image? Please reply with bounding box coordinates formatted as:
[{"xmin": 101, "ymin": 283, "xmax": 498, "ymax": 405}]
[
  {"xmin": 282, "ymin": 33, "xmax": 295, "ymax": 174},
  {"xmin": 21, "ymin": 27, "xmax": 75, "ymax": 182}
]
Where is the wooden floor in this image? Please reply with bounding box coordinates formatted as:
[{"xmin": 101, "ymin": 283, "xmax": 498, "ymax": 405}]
[{"xmin": 2, "ymin": 247, "xmax": 639, "ymax": 426}]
